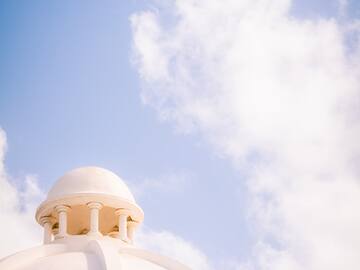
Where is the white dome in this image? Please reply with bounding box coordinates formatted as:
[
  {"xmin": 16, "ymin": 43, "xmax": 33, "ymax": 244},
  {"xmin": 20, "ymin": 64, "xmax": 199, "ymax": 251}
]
[
  {"xmin": 47, "ymin": 167, "xmax": 135, "ymax": 203},
  {"xmin": 0, "ymin": 166, "xmax": 190, "ymax": 270},
  {"xmin": 36, "ymin": 166, "xmax": 144, "ymax": 232}
]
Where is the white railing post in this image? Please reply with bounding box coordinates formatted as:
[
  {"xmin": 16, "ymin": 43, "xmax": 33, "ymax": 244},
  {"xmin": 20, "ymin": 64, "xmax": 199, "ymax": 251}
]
[
  {"xmin": 55, "ymin": 205, "xmax": 70, "ymax": 238},
  {"xmin": 115, "ymin": 209, "xmax": 130, "ymax": 241}
]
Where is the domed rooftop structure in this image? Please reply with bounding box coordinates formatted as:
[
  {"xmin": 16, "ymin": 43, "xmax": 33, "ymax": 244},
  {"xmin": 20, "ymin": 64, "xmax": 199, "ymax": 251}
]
[
  {"xmin": 0, "ymin": 166, "xmax": 190, "ymax": 270},
  {"xmin": 36, "ymin": 167, "xmax": 144, "ymax": 237}
]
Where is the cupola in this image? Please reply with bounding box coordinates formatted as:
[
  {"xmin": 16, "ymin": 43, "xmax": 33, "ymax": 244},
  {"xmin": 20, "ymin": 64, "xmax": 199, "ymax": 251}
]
[{"xmin": 35, "ymin": 166, "xmax": 144, "ymax": 243}]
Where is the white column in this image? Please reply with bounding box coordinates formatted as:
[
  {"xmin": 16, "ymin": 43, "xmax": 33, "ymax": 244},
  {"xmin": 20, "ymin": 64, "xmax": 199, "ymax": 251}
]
[
  {"xmin": 87, "ymin": 202, "xmax": 103, "ymax": 236},
  {"xmin": 55, "ymin": 205, "xmax": 70, "ymax": 238},
  {"xmin": 115, "ymin": 209, "xmax": 130, "ymax": 241},
  {"xmin": 127, "ymin": 220, "xmax": 138, "ymax": 244},
  {"xmin": 40, "ymin": 216, "xmax": 54, "ymax": 244}
]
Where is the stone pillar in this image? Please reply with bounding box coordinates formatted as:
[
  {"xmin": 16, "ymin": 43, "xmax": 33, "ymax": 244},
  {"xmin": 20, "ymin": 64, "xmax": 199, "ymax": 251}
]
[
  {"xmin": 40, "ymin": 216, "xmax": 54, "ymax": 244},
  {"xmin": 127, "ymin": 220, "xmax": 138, "ymax": 244},
  {"xmin": 115, "ymin": 209, "xmax": 130, "ymax": 241},
  {"xmin": 87, "ymin": 202, "xmax": 103, "ymax": 236},
  {"xmin": 55, "ymin": 205, "xmax": 70, "ymax": 238}
]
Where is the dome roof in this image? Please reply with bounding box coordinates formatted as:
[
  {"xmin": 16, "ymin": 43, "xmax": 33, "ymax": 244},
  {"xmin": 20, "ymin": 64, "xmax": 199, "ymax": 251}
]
[
  {"xmin": 1, "ymin": 166, "xmax": 190, "ymax": 270},
  {"xmin": 36, "ymin": 166, "xmax": 144, "ymax": 227},
  {"xmin": 47, "ymin": 167, "xmax": 135, "ymax": 203}
]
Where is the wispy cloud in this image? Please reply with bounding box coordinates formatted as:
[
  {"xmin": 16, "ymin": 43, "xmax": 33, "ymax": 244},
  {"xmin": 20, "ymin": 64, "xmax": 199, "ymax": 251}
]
[
  {"xmin": 337, "ymin": 0, "xmax": 348, "ymax": 18},
  {"xmin": 130, "ymin": 171, "xmax": 192, "ymax": 198},
  {"xmin": 131, "ymin": 0, "xmax": 360, "ymax": 269}
]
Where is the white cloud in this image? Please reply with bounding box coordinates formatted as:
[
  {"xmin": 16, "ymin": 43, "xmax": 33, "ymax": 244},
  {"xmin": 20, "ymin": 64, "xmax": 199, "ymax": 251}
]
[
  {"xmin": 0, "ymin": 128, "xmax": 43, "ymax": 258},
  {"xmin": 131, "ymin": 1, "xmax": 360, "ymax": 269},
  {"xmin": 137, "ymin": 228, "xmax": 211, "ymax": 270}
]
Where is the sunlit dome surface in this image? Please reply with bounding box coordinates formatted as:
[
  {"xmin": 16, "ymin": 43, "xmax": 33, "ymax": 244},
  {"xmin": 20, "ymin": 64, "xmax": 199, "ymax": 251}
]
[{"xmin": 47, "ymin": 166, "xmax": 135, "ymax": 203}]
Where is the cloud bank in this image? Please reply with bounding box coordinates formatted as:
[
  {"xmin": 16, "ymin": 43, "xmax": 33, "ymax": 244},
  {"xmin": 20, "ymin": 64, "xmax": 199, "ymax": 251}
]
[
  {"xmin": 0, "ymin": 129, "xmax": 43, "ymax": 258},
  {"xmin": 131, "ymin": 0, "xmax": 360, "ymax": 269}
]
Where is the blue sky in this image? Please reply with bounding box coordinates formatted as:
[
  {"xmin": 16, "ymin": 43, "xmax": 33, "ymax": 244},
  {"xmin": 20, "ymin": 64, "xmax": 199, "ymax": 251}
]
[
  {"xmin": 0, "ymin": 0, "xmax": 249, "ymax": 263},
  {"xmin": 1, "ymin": 1, "xmax": 360, "ymax": 269}
]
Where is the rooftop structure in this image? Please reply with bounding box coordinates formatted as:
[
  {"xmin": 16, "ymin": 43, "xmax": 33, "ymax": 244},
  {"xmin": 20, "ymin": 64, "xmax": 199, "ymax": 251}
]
[{"xmin": 0, "ymin": 167, "xmax": 190, "ymax": 270}]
